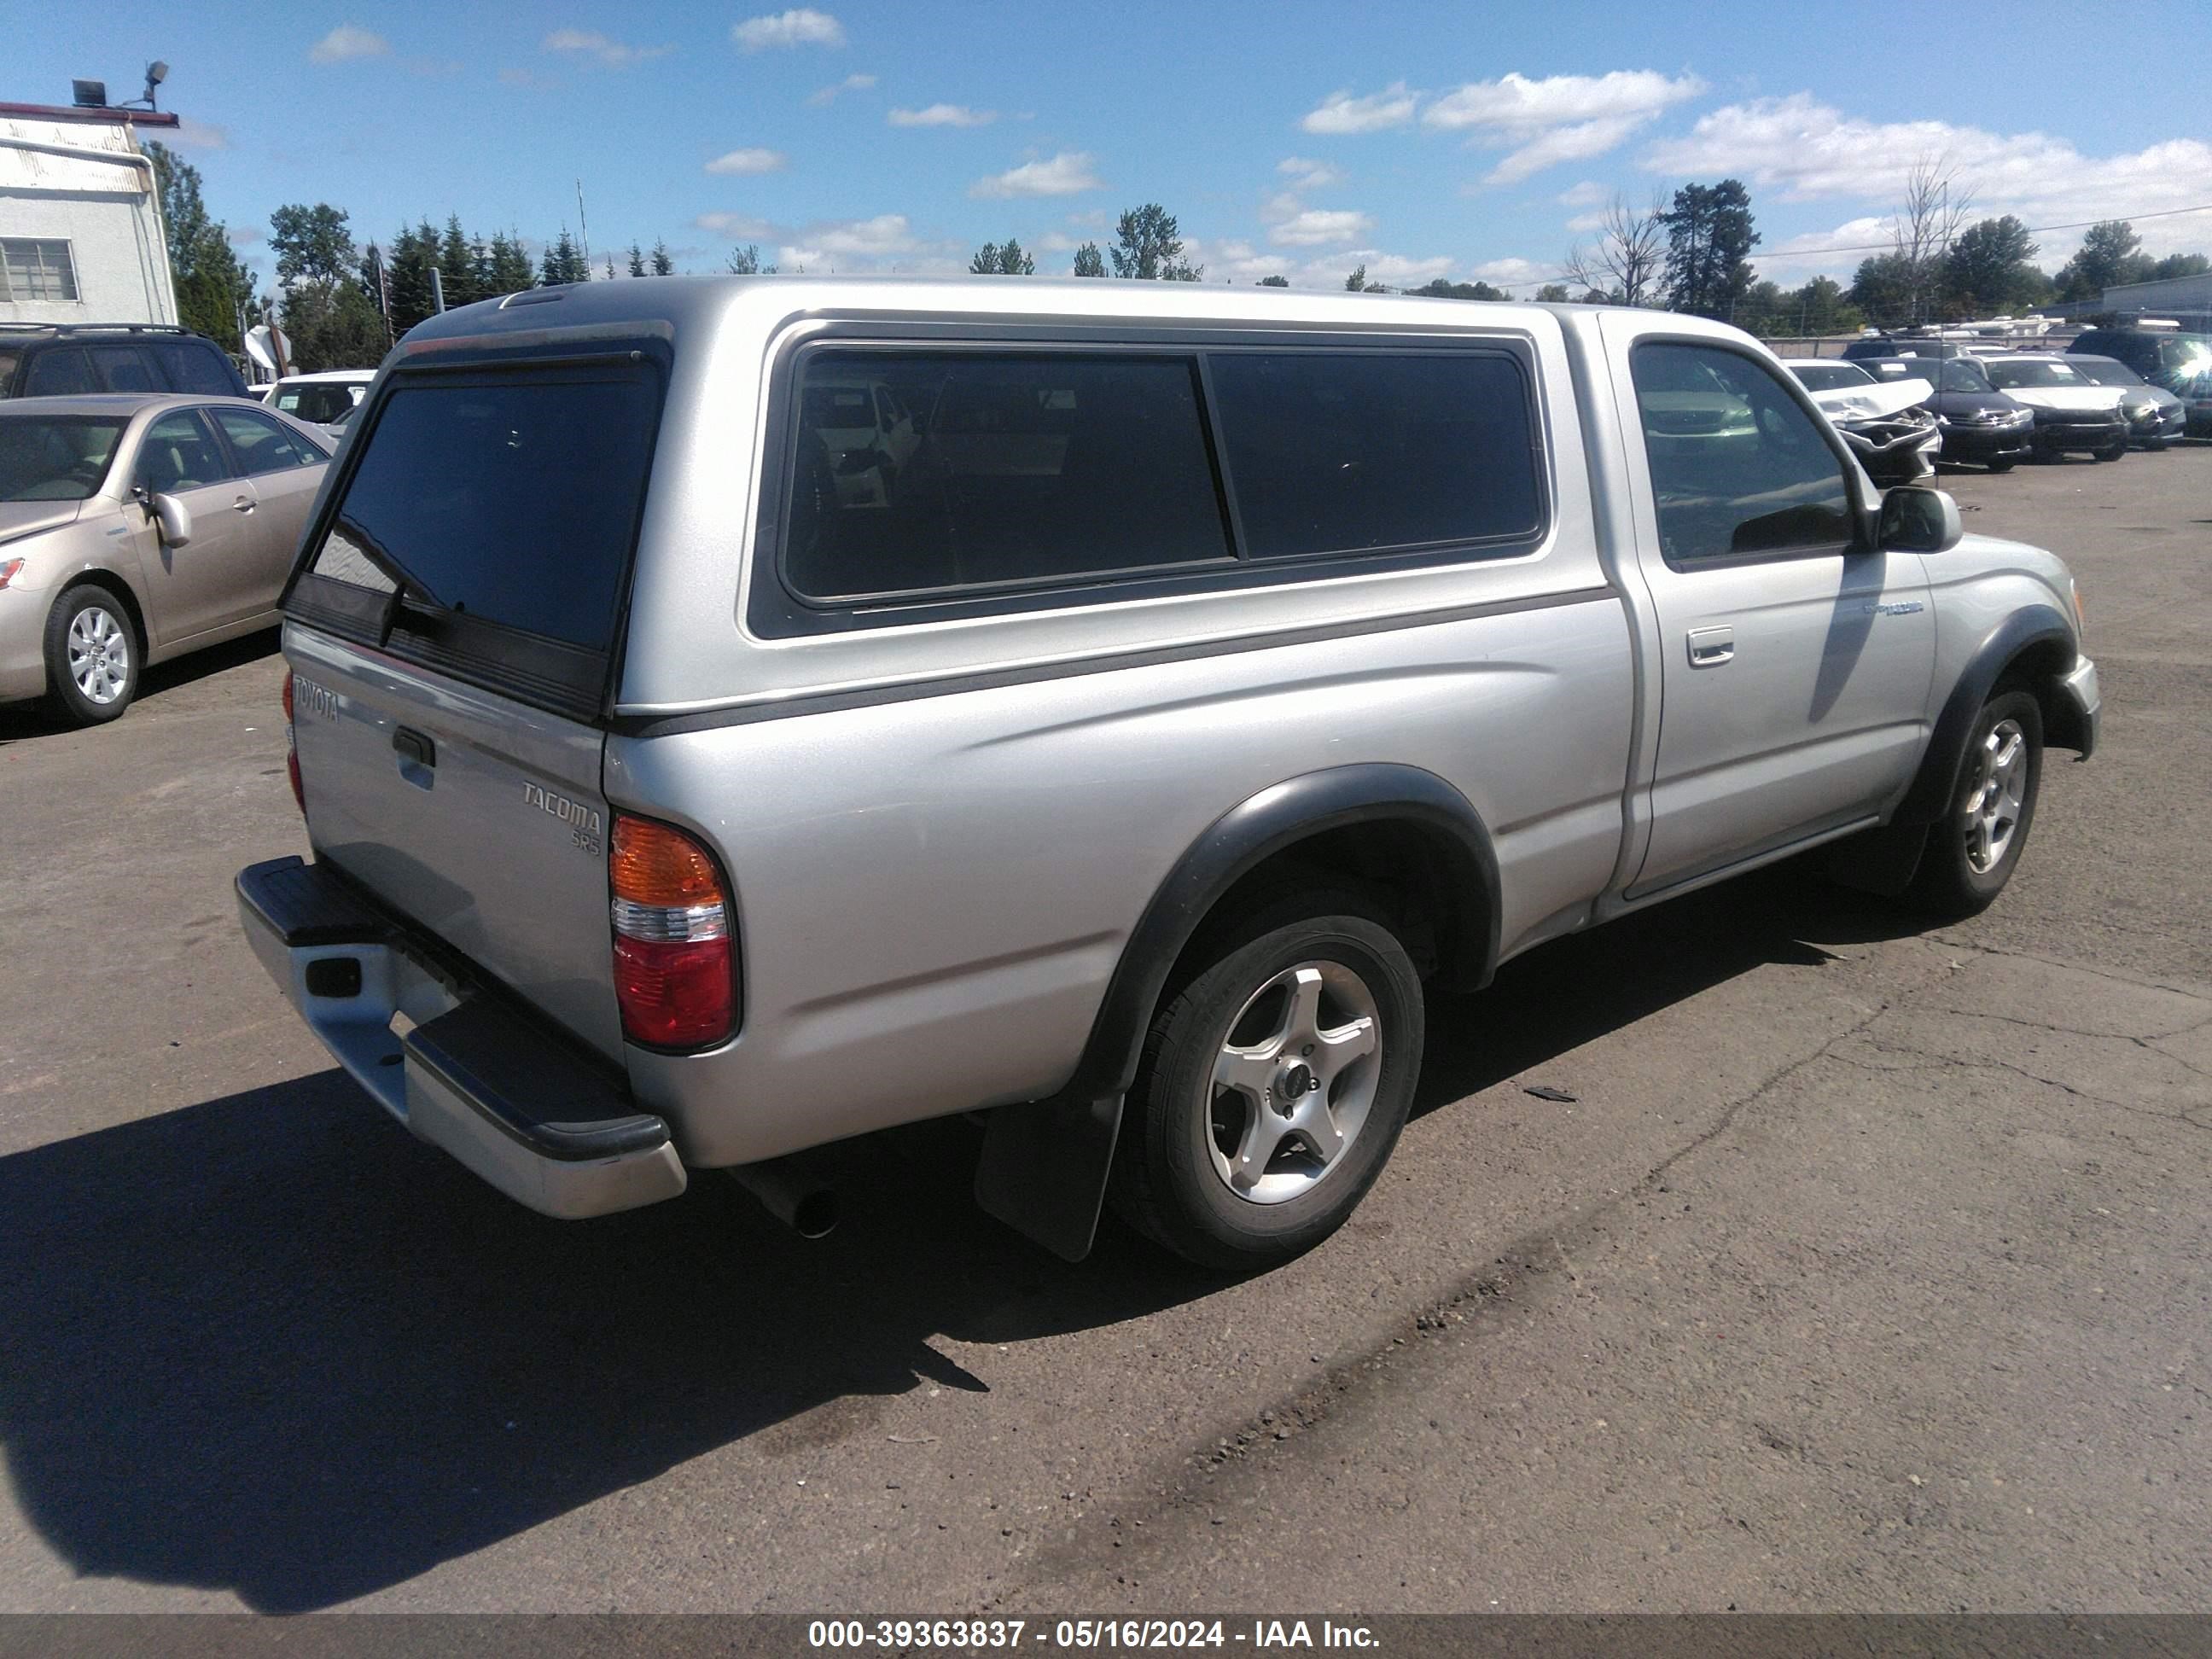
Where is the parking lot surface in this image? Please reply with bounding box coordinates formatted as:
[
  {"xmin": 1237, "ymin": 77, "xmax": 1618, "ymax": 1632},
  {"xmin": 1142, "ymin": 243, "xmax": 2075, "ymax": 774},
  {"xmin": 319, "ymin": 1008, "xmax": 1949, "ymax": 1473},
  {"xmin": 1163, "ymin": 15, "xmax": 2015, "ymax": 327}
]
[{"xmin": 1, "ymin": 448, "xmax": 2207, "ymax": 1614}]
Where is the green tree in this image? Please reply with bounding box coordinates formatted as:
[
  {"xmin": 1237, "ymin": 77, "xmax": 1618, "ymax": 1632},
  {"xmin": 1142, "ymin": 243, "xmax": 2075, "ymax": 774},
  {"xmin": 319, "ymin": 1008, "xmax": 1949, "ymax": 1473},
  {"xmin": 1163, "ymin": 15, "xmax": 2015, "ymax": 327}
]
[
  {"xmin": 267, "ymin": 201, "xmax": 357, "ymax": 288},
  {"xmin": 1343, "ymin": 264, "xmax": 1366, "ymax": 291},
  {"xmin": 1784, "ymin": 274, "xmax": 1862, "ymax": 336},
  {"xmin": 144, "ymin": 141, "xmax": 256, "ymax": 351},
  {"xmin": 2056, "ymin": 220, "xmax": 2151, "ymax": 300},
  {"xmin": 1072, "ymin": 242, "xmax": 1105, "ymax": 277},
  {"xmin": 437, "ymin": 214, "xmax": 480, "ymax": 311},
  {"xmin": 970, "ymin": 237, "xmax": 1036, "ymax": 275},
  {"xmin": 1410, "ymin": 277, "xmax": 1508, "ymax": 300},
  {"xmin": 627, "ymin": 242, "xmax": 647, "ymax": 277},
  {"xmin": 649, "ymin": 238, "xmax": 675, "ymax": 276},
  {"xmin": 2151, "ymin": 253, "xmax": 2210, "ymax": 282},
  {"xmin": 1848, "ymin": 253, "xmax": 1918, "ymax": 329},
  {"xmin": 1256, "ymin": 274, "xmax": 1289, "ymax": 287},
  {"xmin": 279, "ymin": 276, "xmax": 387, "ymax": 373},
  {"xmin": 1660, "ymin": 178, "xmax": 1761, "ymax": 318},
  {"xmin": 725, "ymin": 244, "xmax": 763, "ymax": 275},
  {"xmin": 1943, "ymin": 216, "xmax": 2040, "ymax": 315},
  {"xmin": 540, "ymin": 227, "xmax": 589, "ymax": 285},
  {"xmin": 1108, "ymin": 205, "xmax": 1202, "ymax": 281},
  {"xmin": 482, "ymin": 231, "xmax": 534, "ymax": 294},
  {"xmin": 386, "ymin": 221, "xmax": 440, "ymax": 332},
  {"xmin": 1532, "ymin": 283, "xmax": 1570, "ymax": 303}
]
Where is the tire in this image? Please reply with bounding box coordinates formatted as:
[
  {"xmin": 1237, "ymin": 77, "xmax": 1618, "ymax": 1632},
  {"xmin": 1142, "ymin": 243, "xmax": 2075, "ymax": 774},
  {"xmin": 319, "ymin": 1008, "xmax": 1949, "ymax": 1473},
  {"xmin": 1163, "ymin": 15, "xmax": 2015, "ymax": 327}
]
[
  {"xmin": 2093, "ymin": 440, "xmax": 2127, "ymax": 463},
  {"xmin": 39, "ymin": 584, "xmax": 140, "ymax": 727},
  {"xmin": 1111, "ymin": 890, "xmax": 1424, "ymax": 1272},
  {"xmin": 1907, "ymin": 689, "xmax": 2042, "ymax": 921},
  {"xmin": 1984, "ymin": 459, "xmax": 2017, "ymax": 474}
]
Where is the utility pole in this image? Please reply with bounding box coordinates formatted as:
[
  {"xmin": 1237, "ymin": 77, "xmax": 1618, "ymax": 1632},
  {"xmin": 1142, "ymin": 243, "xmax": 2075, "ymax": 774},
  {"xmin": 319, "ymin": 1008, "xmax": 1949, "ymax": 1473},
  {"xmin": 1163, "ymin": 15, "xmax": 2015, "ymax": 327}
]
[{"xmin": 576, "ymin": 179, "xmax": 591, "ymax": 275}]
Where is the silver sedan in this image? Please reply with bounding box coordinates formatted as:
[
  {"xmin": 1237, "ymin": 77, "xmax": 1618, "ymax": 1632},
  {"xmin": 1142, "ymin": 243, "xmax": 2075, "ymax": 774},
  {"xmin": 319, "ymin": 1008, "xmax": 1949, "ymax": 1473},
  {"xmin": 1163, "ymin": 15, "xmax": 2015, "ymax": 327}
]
[{"xmin": 0, "ymin": 393, "xmax": 333, "ymax": 725}]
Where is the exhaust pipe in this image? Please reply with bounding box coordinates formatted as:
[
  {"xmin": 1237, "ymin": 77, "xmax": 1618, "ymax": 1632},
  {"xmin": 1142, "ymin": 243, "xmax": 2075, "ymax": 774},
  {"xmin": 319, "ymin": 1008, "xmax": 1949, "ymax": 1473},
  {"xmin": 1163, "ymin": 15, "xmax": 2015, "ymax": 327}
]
[{"xmin": 725, "ymin": 1154, "xmax": 839, "ymax": 1239}]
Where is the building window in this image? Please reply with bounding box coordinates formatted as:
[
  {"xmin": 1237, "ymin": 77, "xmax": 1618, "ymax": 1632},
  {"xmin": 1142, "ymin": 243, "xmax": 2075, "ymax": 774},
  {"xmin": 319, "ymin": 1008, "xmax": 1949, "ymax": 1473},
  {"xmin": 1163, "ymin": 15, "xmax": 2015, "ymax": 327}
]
[{"xmin": 0, "ymin": 240, "xmax": 81, "ymax": 304}]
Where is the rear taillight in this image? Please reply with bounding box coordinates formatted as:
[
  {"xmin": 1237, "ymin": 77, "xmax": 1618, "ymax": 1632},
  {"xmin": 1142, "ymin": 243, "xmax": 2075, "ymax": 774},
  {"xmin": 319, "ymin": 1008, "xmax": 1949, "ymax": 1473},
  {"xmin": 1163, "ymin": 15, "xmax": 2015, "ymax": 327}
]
[
  {"xmin": 609, "ymin": 813, "xmax": 736, "ymax": 1049},
  {"xmin": 282, "ymin": 669, "xmax": 305, "ymax": 816}
]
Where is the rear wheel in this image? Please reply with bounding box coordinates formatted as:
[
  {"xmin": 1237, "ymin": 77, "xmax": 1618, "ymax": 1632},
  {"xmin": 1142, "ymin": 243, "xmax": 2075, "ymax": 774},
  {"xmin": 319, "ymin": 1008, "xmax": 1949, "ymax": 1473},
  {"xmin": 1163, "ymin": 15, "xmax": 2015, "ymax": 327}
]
[
  {"xmin": 40, "ymin": 584, "xmax": 139, "ymax": 727},
  {"xmin": 1907, "ymin": 690, "xmax": 2042, "ymax": 920},
  {"xmin": 1111, "ymin": 891, "xmax": 1423, "ymax": 1271},
  {"xmin": 1984, "ymin": 459, "xmax": 2017, "ymax": 474}
]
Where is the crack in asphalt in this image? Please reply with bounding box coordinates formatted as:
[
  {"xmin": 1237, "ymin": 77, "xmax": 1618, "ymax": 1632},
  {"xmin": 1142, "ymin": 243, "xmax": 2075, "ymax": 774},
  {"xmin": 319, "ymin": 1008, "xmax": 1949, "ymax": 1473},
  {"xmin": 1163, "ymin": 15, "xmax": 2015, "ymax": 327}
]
[
  {"xmin": 998, "ymin": 994, "xmax": 1906, "ymax": 1602},
  {"xmin": 1838, "ymin": 1034, "xmax": 2212, "ymax": 1132}
]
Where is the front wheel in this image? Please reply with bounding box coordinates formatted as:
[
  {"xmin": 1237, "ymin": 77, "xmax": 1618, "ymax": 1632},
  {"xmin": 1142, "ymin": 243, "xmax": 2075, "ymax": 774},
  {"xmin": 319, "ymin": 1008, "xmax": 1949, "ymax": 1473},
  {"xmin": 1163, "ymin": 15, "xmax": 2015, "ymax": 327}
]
[
  {"xmin": 41, "ymin": 585, "xmax": 139, "ymax": 727},
  {"xmin": 1112, "ymin": 892, "xmax": 1423, "ymax": 1271},
  {"xmin": 2093, "ymin": 440, "xmax": 2128, "ymax": 463},
  {"xmin": 1984, "ymin": 459, "xmax": 2017, "ymax": 474},
  {"xmin": 1908, "ymin": 690, "xmax": 2043, "ymax": 920}
]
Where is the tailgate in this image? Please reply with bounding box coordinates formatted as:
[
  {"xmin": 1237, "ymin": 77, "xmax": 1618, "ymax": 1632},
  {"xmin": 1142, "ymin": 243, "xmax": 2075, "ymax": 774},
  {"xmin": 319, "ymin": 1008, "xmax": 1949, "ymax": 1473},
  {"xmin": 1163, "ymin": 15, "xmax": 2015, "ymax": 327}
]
[
  {"xmin": 277, "ymin": 347, "xmax": 667, "ymax": 1062},
  {"xmin": 288, "ymin": 628, "xmax": 625, "ymax": 1060}
]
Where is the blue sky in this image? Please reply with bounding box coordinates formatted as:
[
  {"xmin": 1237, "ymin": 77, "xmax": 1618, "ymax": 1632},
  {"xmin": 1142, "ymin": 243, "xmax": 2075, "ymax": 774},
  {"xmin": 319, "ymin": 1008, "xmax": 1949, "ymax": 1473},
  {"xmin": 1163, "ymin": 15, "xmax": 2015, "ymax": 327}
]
[{"xmin": 17, "ymin": 1, "xmax": 2212, "ymax": 293}]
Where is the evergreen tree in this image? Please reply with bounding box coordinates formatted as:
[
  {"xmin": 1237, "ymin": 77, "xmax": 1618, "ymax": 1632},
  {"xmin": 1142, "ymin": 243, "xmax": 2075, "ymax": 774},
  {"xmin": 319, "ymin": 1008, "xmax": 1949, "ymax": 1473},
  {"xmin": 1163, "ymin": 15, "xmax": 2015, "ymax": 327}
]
[
  {"xmin": 386, "ymin": 222, "xmax": 439, "ymax": 332},
  {"xmin": 2056, "ymin": 220, "xmax": 2154, "ymax": 300},
  {"xmin": 650, "ymin": 238, "xmax": 676, "ymax": 276},
  {"xmin": 437, "ymin": 214, "xmax": 479, "ymax": 311},
  {"xmin": 486, "ymin": 232, "xmax": 535, "ymax": 294},
  {"xmin": 1660, "ymin": 178, "xmax": 1760, "ymax": 318},
  {"xmin": 628, "ymin": 242, "xmax": 648, "ymax": 277},
  {"xmin": 147, "ymin": 142, "xmax": 259, "ymax": 352},
  {"xmin": 1256, "ymin": 274, "xmax": 1289, "ymax": 287},
  {"xmin": 540, "ymin": 227, "xmax": 588, "ymax": 286},
  {"xmin": 970, "ymin": 238, "xmax": 1035, "ymax": 274},
  {"xmin": 1072, "ymin": 242, "xmax": 1105, "ymax": 277}
]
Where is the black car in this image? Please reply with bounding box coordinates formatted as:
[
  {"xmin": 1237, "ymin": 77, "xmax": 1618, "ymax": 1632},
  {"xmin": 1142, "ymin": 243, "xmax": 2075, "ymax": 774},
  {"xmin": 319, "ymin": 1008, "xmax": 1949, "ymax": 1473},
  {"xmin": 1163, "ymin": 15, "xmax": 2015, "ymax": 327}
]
[
  {"xmin": 2067, "ymin": 353, "xmax": 2188, "ymax": 448},
  {"xmin": 0, "ymin": 323, "xmax": 247, "ymax": 401},
  {"xmin": 1857, "ymin": 356, "xmax": 2036, "ymax": 471},
  {"xmin": 1839, "ymin": 335, "xmax": 1979, "ymax": 365}
]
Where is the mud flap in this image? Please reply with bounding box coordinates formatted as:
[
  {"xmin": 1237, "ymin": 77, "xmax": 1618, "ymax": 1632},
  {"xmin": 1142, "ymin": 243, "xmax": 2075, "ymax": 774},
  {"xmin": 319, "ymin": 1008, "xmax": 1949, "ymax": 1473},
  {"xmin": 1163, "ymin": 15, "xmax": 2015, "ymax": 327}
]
[
  {"xmin": 1824, "ymin": 820, "xmax": 1930, "ymax": 899},
  {"xmin": 974, "ymin": 1091, "xmax": 1124, "ymax": 1263}
]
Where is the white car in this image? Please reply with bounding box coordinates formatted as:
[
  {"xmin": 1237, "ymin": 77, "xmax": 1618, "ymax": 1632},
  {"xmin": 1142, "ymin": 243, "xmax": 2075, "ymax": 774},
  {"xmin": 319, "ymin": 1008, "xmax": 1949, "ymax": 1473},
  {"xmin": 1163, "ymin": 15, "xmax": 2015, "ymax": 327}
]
[
  {"xmin": 261, "ymin": 371, "xmax": 375, "ymax": 439},
  {"xmin": 1978, "ymin": 356, "xmax": 2130, "ymax": 462}
]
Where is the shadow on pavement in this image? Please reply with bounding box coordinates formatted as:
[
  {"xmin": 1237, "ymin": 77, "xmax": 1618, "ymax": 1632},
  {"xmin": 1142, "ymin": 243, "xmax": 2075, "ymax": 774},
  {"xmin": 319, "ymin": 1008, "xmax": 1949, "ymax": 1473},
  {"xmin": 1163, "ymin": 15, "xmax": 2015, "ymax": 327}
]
[
  {"xmin": 0, "ymin": 859, "xmax": 1927, "ymax": 1611},
  {"xmin": 0, "ymin": 627, "xmax": 280, "ymax": 744}
]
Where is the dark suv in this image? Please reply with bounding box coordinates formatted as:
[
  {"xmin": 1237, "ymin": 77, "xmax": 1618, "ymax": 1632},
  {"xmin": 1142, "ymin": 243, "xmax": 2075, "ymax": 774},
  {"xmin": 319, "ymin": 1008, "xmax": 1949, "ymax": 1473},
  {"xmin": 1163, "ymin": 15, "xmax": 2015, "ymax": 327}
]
[
  {"xmin": 2067, "ymin": 328, "xmax": 2212, "ymax": 435},
  {"xmin": 0, "ymin": 324, "xmax": 248, "ymax": 402}
]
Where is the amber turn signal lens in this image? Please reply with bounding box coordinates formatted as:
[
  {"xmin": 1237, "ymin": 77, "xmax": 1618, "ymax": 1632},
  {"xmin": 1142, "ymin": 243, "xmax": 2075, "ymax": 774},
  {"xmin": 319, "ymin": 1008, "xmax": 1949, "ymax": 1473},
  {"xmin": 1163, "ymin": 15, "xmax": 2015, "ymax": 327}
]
[{"xmin": 610, "ymin": 815, "xmax": 725, "ymax": 907}]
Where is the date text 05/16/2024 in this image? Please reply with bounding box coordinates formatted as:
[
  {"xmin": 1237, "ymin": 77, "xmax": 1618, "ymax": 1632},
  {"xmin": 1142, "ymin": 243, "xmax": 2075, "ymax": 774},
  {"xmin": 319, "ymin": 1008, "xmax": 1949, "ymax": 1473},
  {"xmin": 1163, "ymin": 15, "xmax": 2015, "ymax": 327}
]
[{"xmin": 806, "ymin": 1620, "xmax": 1381, "ymax": 1650}]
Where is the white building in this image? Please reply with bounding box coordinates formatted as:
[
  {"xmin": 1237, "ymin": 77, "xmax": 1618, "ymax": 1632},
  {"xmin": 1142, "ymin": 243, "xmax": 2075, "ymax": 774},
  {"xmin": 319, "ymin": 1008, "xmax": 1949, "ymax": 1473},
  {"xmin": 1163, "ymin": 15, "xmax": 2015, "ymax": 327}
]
[
  {"xmin": 2101, "ymin": 271, "xmax": 2212, "ymax": 326},
  {"xmin": 0, "ymin": 99, "xmax": 180, "ymax": 326}
]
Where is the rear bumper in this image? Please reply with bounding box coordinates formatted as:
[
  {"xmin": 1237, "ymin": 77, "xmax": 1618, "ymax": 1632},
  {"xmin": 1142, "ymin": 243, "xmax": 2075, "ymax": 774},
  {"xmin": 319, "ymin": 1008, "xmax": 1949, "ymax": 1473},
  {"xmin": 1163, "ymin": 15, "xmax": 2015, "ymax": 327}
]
[{"xmin": 236, "ymin": 855, "xmax": 687, "ymax": 1219}]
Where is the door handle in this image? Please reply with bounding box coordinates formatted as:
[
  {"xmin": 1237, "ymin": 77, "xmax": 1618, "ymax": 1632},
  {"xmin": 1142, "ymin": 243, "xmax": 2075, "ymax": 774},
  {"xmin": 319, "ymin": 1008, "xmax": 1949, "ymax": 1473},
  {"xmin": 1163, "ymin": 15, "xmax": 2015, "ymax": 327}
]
[
  {"xmin": 1686, "ymin": 626, "xmax": 1734, "ymax": 667},
  {"xmin": 231, "ymin": 495, "xmax": 255, "ymax": 514}
]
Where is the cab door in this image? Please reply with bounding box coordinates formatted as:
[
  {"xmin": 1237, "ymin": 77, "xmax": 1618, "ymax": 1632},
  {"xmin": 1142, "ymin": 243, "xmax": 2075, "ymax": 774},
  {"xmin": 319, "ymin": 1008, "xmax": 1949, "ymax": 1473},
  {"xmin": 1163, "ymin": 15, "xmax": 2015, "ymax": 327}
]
[
  {"xmin": 207, "ymin": 404, "xmax": 330, "ymax": 619},
  {"xmin": 1602, "ymin": 321, "xmax": 1936, "ymax": 894},
  {"xmin": 125, "ymin": 407, "xmax": 260, "ymax": 644}
]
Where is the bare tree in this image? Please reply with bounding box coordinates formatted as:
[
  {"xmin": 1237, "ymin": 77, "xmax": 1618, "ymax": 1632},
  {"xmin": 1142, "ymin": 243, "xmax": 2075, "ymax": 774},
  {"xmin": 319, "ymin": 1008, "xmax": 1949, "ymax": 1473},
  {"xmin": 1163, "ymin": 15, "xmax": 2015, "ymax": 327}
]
[
  {"xmin": 1563, "ymin": 192, "xmax": 1668, "ymax": 308},
  {"xmin": 1889, "ymin": 155, "xmax": 1973, "ymax": 324}
]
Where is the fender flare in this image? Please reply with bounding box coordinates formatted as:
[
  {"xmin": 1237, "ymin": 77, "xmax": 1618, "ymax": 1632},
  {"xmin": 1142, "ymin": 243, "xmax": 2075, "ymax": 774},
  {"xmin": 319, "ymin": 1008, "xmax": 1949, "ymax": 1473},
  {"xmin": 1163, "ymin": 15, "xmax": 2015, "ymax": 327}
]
[
  {"xmin": 1069, "ymin": 761, "xmax": 1502, "ymax": 1102},
  {"xmin": 1893, "ymin": 604, "xmax": 2075, "ymax": 826},
  {"xmin": 976, "ymin": 762, "xmax": 1502, "ymax": 1262}
]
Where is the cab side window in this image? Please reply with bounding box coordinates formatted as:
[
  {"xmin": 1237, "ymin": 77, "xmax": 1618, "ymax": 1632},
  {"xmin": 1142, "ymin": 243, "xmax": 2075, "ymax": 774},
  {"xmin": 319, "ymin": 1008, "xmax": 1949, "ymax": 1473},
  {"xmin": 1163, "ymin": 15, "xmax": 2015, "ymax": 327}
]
[
  {"xmin": 1631, "ymin": 342, "xmax": 1854, "ymax": 564},
  {"xmin": 135, "ymin": 410, "xmax": 236, "ymax": 494}
]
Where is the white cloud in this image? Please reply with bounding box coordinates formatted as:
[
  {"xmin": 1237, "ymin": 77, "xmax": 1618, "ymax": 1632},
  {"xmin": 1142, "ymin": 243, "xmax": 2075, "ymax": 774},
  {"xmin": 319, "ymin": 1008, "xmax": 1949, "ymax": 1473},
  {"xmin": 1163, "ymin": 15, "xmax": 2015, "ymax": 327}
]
[
  {"xmin": 1425, "ymin": 69, "xmax": 1704, "ymax": 133},
  {"xmin": 705, "ymin": 147, "xmax": 788, "ymax": 175},
  {"xmin": 696, "ymin": 212, "xmax": 778, "ymax": 239},
  {"xmin": 1751, "ymin": 215, "xmax": 1895, "ymax": 280},
  {"xmin": 499, "ymin": 66, "xmax": 556, "ymax": 89},
  {"xmin": 544, "ymin": 28, "xmax": 671, "ymax": 67},
  {"xmin": 1301, "ymin": 83, "xmax": 1417, "ymax": 135},
  {"xmin": 171, "ymin": 117, "xmax": 230, "ymax": 150},
  {"xmin": 889, "ymin": 103, "xmax": 995, "ymax": 128},
  {"xmin": 1564, "ymin": 211, "xmax": 1608, "ymax": 233},
  {"xmin": 970, "ymin": 151, "xmax": 1102, "ymax": 198},
  {"xmin": 1557, "ymin": 179, "xmax": 1608, "ymax": 207},
  {"xmin": 1277, "ymin": 155, "xmax": 1343, "ymax": 190},
  {"xmin": 807, "ymin": 72, "xmax": 876, "ymax": 106},
  {"xmin": 1643, "ymin": 92, "xmax": 2212, "ymax": 264},
  {"xmin": 812, "ymin": 213, "xmax": 915, "ymax": 255},
  {"xmin": 310, "ymin": 24, "xmax": 388, "ymax": 64},
  {"xmin": 733, "ymin": 9, "xmax": 845, "ymax": 50},
  {"xmin": 1268, "ymin": 207, "xmax": 1375, "ymax": 247},
  {"xmin": 1419, "ymin": 69, "xmax": 1704, "ymax": 184},
  {"xmin": 1467, "ymin": 256, "xmax": 1551, "ymax": 288}
]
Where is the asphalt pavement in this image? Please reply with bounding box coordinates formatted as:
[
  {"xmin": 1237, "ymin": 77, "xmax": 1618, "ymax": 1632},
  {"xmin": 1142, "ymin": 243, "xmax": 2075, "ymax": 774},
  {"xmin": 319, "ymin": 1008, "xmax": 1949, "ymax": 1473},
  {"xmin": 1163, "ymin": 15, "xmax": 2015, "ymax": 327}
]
[{"xmin": 0, "ymin": 445, "xmax": 2206, "ymax": 1615}]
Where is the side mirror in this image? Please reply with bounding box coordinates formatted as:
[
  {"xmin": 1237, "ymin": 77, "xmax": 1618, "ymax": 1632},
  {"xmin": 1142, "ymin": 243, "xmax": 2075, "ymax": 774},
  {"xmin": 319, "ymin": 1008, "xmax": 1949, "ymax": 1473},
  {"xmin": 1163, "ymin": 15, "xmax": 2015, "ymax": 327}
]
[
  {"xmin": 150, "ymin": 491, "xmax": 193, "ymax": 548},
  {"xmin": 1877, "ymin": 486, "xmax": 1961, "ymax": 554}
]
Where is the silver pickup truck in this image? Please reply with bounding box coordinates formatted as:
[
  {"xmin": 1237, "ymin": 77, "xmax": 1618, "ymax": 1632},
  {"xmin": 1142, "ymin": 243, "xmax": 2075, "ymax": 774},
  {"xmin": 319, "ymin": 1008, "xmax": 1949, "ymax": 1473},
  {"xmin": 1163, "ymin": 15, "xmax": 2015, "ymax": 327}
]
[{"xmin": 236, "ymin": 277, "xmax": 2098, "ymax": 1271}]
